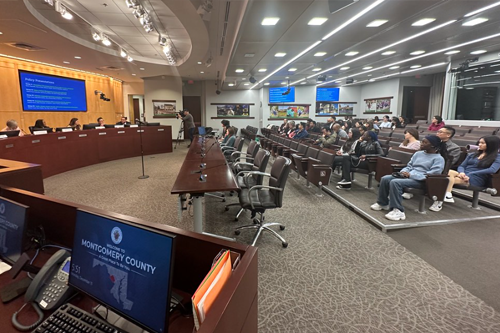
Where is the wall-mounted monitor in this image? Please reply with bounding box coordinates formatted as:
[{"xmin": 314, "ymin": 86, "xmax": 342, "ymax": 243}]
[
  {"xmin": 316, "ymin": 87, "xmax": 340, "ymax": 102},
  {"xmin": 19, "ymin": 71, "xmax": 88, "ymax": 112},
  {"xmin": 269, "ymin": 87, "xmax": 295, "ymax": 103}
]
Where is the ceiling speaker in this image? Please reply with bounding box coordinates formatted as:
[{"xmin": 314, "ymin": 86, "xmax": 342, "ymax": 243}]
[{"xmin": 249, "ymin": 76, "xmax": 256, "ymax": 84}]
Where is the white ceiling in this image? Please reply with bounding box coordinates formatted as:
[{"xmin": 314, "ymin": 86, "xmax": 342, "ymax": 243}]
[{"xmin": 0, "ymin": 0, "xmax": 500, "ymax": 90}]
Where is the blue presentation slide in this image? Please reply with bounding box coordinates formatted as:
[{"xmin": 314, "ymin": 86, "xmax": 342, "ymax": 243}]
[
  {"xmin": 19, "ymin": 71, "xmax": 87, "ymax": 111},
  {"xmin": 316, "ymin": 87, "xmax": 340, "ymax": 101},
  {"xmin": 0, "ymin": 198, "xmax": 27, "ymax": 263},
  {"xmin": 269, "ymin": 86, "xmax": 295, "ymax": 103},
  {"xmin": 70, "ymin": 211, "xmax": 174, "ymax": 332}
]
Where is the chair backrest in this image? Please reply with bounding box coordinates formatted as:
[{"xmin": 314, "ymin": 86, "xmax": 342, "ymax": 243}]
[
  {"xmin": 269, "ymin": 156, "xmax": 292, "ymax": 208},
  {"xmin": 387, "ymin": 149, "xmax": 414, "ymax": 165},
  {"xmin": 297, "ymin": 143, "xmax": 308, "ymax": 155},
  {"xmin": 317, "ymin": 150, "xmax": 335, "ymax": 166},
  {"xmin": 246, "ymin": 140, "xmax": 259, "ymax": 158},
  {"xmin": 304, "ymin": 147, "xmax": 320, "ymax": 159},
  {"xmin": 235, "ymin": 137, "xmax": 244, "ymax": 152},
  {"xmin": 289, "ymin": 141, "xmax": 299, "ymax": 150},
  {"xmin": 252, "ymin": 149, "xmax": 271, "ymax": 184}
]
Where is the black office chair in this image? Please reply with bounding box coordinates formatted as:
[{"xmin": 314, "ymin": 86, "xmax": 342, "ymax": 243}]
[
  {"xmin": 222, "ymin": 136, "xmax": 244, "ymax": 158},
  {"xmin": 224, "ymin": 149, "xmax": 271, "ymax": 220},
  {"xmin": 234, "ymin": 156, "xmax": 292, "ymax": 247},
  {"xmin": 230, "ymin": 140, "xmax": 260, "ymax": 171}
]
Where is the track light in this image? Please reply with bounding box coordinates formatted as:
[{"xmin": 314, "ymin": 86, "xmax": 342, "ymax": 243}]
[
  {"xmin": 133, "ymin": 7, "xmax": 145, "ymax": 18},
  {"xmin": 159, "ymin": 36, "xmax": 167, "ymax": 46},
  {"xmin": 101, "ymin": 35, "xmax": 111, "ymax": 46},
  {"xmin": 127, "ymin": 55, "xmax": 133, "ymax": 62},
  {"xmin": 140, "ymin": 15, "xmax": 151, "ymax": 25},
  {"xmin": 92, "ymin": 31, "xmax": 101, "ymax": 41},
  {"xmin": 120, "ymin": 49, "xmax": 127, "ymax": 57},
  {"xmin": 143, "ymin": 23, "xmax": 154, "ymax": 33},
  {"xmin": 125, "ymin": 0, "xmax": 138, "ymax": 8},
  {"xmin": 60, "ymin": 5, "xmax": 73, "ymax": 19},
  {"xmin": 43, "ymin": 0, "xmax": 54, "ymax": 6}
]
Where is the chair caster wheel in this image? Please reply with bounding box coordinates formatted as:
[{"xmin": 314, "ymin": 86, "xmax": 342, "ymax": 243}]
[
  {"xmin": 282, "ymin": 242, "xmax": 288, "ymax": 248},
  {"xmin": 235, "ymin": 230, "xmax": 241, "ymax": 235},
  {"xmin": 280, "ymin": 225, "xmax": 285, "ymax": 230},
  {"xmin": 224, "ymin": 207, "xmax": 229, "ymax": 211}
]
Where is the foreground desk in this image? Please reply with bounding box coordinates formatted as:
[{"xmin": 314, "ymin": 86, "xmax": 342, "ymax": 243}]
[
  {"xmin": 0, "ymin": 186, "xmax": 258, "ymax": 333},
  {"xmin": 171, "ymin": 137, "xmax": 239, "ymax": 234},
  {"xmin": 0, "ymin": 126, "xmax": 172, "ymax": 178},
  {"xmin": 0, "ymin": 159, "xmax": 44, "ymax": 193}
]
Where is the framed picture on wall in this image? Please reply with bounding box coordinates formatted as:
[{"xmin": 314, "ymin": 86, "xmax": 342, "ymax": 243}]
[
  {"xmin": 153, "ymin": 100, "xmax": 177, "ymax": 118},
  {"xmin": 269, "ymin": 104, "xmax": 310, "ymax": 119},
  {"xmin": 216, "ymin": 104, "xmax": 250, "ymax": 117},
  {"xmin": 364, "ymin": 97, "xmax": 393, "ymax": 114}
]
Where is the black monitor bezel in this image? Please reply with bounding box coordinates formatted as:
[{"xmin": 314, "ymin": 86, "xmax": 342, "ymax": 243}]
[
  {"xmin": 82, "ymin": 124, "xmax": 97, "ymax": 130},
  {"xmin": 68, "ymin": 209, "xmax": 176, "ymax": 333},
  {"xmin": 55, "ymin": 127, "xmax": 74, "ymax": 132},
  {"xmin": 0, "ymin": 196, "xmax": 29, "ymax": 266},
  {"xmin": 0, "ymin": 130, "xmax": 21, "ymax": 137}
]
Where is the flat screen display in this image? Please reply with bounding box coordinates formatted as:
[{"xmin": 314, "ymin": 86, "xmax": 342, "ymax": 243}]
[
  {"xmin": 69, "ymin": 210, "xmax": 176, "ymax": 333},
  {"xmin": 316, "ymin": 87, "xmax": 340, "ymax": 101},
  {"xmin": 269, "ymin": 87, "xmax": 295, "ymax": 103},
  {"xmin": 19, "ymin": 71, "xmax": 87, "ymax": 111},
  {"xmin": 0, "ymin": 196, "xmax": 28, "ymax": 265}
]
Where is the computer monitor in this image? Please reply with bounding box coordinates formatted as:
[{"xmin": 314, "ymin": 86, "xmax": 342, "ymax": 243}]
[
  {"xmin": 104, "ymin": 124, "xmax": 115, "ymax": 129},
  {"xmin": 82, "ymin": 124, "xmax": 97, "ymax": 130},
  {"xmin": 0, "ymin": 130, "xmax": 20, "ymax": 138},
  {"xmin": 69, "ymin": 210, "xmax": 176, "ymax": 333},
  {"xmin": 147, "ymin": 122, "xmax": 160, "ymax": 126},
  {"xmin": 198, "ymin": 126, "xmax": 206, "ymax": 136},
  {"xmin": 55, "ymin": 127, "xmax": 74, "ymax": 132},
  {"xmin": 0, "ymin": 196, "xmax": 29, "ymax": 265}
]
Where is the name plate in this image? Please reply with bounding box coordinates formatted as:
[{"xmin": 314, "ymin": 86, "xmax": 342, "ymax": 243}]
[
  {"xmin": 58, "ymin": 136, "xmax": 66, "ymax": 140},
  {"xmin": 62, "ymin": 128, "xmax": 73, "ymax": 133},
  {"xmin": 99, "ymin": 132, "xmax": 107, "ymax": 136},
  {"xmin": 129, "ymin": 125, "xmax": 138, "ymax": 128},
  {"xmin": 115, "ymin": 125, "xmax": 125, "ymax": 128},
  {"xmin": 137, "ymin": 130, "xmax": 144, "ymax": 133},
  {"xmin": 79, "ymin": 134, "xmax": 87, "ymax": 138},
  {"xmin": 5, "ymin": 144, "xmax": 14, "ymax": 148},
  {"xmin": 34, "ymin": 131, "xmax": 47, "ymax": 135},
  {"xmin": 95, "ymin": 126, "xmax": 105, "ymax": 129},
  {"xmin": 0, "ymin": 135, "xmax": 7, "ymax": 139},
  {"xmin": 32, "ymin": 140, "xmax": 40, "ymax": 144},
  {"xmin": 158, "ymin": 128, "xmax": 165, "ymax": 132},
  {"xmin": 118, "ymin": 131, "xmax": 125, "ymax": 134}
]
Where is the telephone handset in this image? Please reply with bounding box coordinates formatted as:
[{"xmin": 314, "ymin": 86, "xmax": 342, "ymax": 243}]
[{"xmin": 12, "ymin": 249, "xmax": 76, "ymax": 331}]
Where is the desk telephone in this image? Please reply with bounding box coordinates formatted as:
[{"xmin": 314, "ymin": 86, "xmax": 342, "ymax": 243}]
[{"xmin": 12, "ymin": 249, "xmax": 76, "ymax": 331}]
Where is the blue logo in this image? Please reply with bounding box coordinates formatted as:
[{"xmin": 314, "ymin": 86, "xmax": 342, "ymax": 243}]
[{"xmin": 111, "ymin": 227, "xmax": 123, "ymax": 244}]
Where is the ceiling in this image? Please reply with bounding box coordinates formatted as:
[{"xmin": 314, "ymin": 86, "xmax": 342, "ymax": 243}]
[{"xmin": 0, "ymin": 0, "xmax": 500, "ymax": 90}]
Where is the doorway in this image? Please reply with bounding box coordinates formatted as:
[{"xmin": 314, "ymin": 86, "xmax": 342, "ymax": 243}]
[
  {"xmin": 128, "ymin": 94, "xmax": 144, "ymax": 124},
  {"xmin": 401, "ymin": 87, "xmax": 430, "ymax": 123}
]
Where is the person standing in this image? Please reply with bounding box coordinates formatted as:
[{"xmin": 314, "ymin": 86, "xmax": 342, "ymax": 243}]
[{"xmin": 178, "ymin": 109, "xmax": 195, "ymax": 147}]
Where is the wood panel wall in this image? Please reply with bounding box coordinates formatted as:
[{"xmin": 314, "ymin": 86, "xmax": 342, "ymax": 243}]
[{"xmin": 0, "ymin": 56, "xmax": 123, "ymax": 131}]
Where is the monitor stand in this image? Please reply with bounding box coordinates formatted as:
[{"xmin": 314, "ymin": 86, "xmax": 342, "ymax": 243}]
[{"xmin": 93, "ymin": 306, "xmax": 145, "ymax": 333}]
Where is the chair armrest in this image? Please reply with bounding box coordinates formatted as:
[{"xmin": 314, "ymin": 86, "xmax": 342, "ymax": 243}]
[
  {"xmin": 391, "ymin": 163, "xmax": 406, "ymax": 169},
  {"xmin": 236, "ymin": 171, "xmax": 271, "ymax": 178},
  {"xmin": 308, "ymin": 157, "xmax": 320, "ymax": 164},
  {"xmin": 426, "ymin": 174, "xmax": 448, "ymax": 178},
  {"xmin": 230, "ymin": 151, "xmax": 248, "ymax": 157},
  {"xmin": 234, "ymin": 162, "xmax": 253, "ymax": 169},
  {"xmin": 248, "ymin": 185, "xmax": 282, "ymax": 210},
  {"xmin": 311, "ymin": 164, "xmax": 330, "ymax": 169}
]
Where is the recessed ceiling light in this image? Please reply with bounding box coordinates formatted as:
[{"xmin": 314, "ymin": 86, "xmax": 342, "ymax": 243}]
[
  {"xmin": 363, "ymin": 66, "xmax": 373, "ymax": 70},
  {"xmin": 367, "ymin": 74, "xmax": 372, "ymax": 77},
  {"xmin": 308, "ymin": 17, "xmax": 328, "ymax": 26},
  {"xmin": 463, "ymin": 18, "xmax": 488, "ymax": 26},
  {"xmin": 74, "ymin": 56, "xmax": 81, "ymax": 59},
  {"xmin": 340, "ymin": 66, "xmax": 350, "ymax": 70},
  {"xmin": 262, "ymin": 17, "xmax": 280, "ymax": 26},
  {"xmin": 285, "ymin": 76, "xmax": 289, "ymax": 79},
  {"xmin": 410, "ymin": 50, "xmax": 425, "ymax": 55},
  {"xmin": 466, "ymin": 87, "xmax": 474, "ymax": 90},
  {"xmin": 389, "ymin": 66, "xmax": 400, "ymax": 69},
  {"xmin": 242, "ymin": 78, "xmax": 246, "ymax": 80},
  {"xmin": 200, "ymin": 71, "xmax": 204, "ymax": 74},
  {"xmin": 288, "ymin": 68, "xmax": 297, "ymax": 72},
  {"xmin": 244, "ymin": 83, "xmax": 250, "ymax": 86},
  {"xmin": 281, "ymin": 81, "xmax": 287, "ymax": 85},
  {"xmin": 63, "ymin": 61, "xmax": 70, "ymax": 64},
  {"xmin": 410, "ymin": 65, "xmax": 422, "ymax": 69},
  {"xmin": 369, "ymin": 79, "xmax": 375, "ymax": 82},
  {"xmin": 381, "ymin": 51, "xmax": 396, "ymax": 56},
  {"xmin": 132, "ymin": 74, "xmax": 136, "ymax": 76},
  {"xmin": 471, "ymin": 50, "xmax": 487, "ymax": 55},
  {"xmin": 345, "ymin": 51, "xmax": 359, "ymax": 56},
  {"xmin": 235, "ymin": 69, "xmax": 244, "ymax": 73},
  {"xmin": 244, "ymin": 53, "xmax": 255, "ymax": 57},
  {"xmin": 0, "ymin": 32, "xmax": 3, "ymax": 35},
  {"xmin": 140, "ymin": 68, "xmax": 145, "ymax": 70},
  {"xmin": 314, "ymin": 52, "xmax": 327, "ymax": 57},
  {"xmin": 495, "ymin": 70, "xmax": 500, "ymax": 73},
  {"xmin": 275, "ymin": 52, "xmax": 286, "ymax": 57},
  {"xmin": 312, "ymin": 68, "xmax": 322, "ymax": 71},
  {"xmin": 197, "ymin": 61, "xmax": 202, "ymax": 64},
  {"xmin": 366, "ymin": 19, "xmax": 388, "ymax": 27},
  {"xmin": 228, "ymin": 83, "xmax": 234, "ymax": 86},
  {"xmin": 301, "ymin": 82, "xmax": 307, "ymax": 84},
  {"xmin": 328, "ymin": 76, "xmax": 332, "ymax": 78},
  {"xmin": 444, "ymin": 50, "xmax": 460, "ymax": 55},
  {"xmin": 258, "ymin": 68, "xmax": 267, "ymax": 72},
  {"xmin": 264, "ymin": 82, "xmax": 270, "ymax": 86},
  {"xmin": 412, "ymin": 18, "xmax": 436, "ymax": 26}
]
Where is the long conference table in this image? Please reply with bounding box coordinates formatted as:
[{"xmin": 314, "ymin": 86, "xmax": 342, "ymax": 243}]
[
  {"xmin": 171, "ymin": 136, "xmax": 239, "ymax": 235},
  {"xmin": 0, "ymin": 126, "xmax": 172, "ymax": 178}
]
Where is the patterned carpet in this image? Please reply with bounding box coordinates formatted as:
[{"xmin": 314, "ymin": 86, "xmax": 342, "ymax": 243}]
[{"xmin": 44, "ymin": 147, "xmax": 500, "ymax": 333}]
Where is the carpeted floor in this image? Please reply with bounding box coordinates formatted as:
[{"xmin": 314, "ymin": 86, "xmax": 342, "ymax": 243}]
[{"xmin": 44, "ymin": 146, "xmax": 500, "ymax": 332}]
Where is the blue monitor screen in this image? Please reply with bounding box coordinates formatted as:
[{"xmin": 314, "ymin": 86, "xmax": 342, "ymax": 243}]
[
  {"xmin": 0, "ymin": 197, "xmax": 28, "ymax": 265},
  {"xmin": 19, "ymin": 71, "xmax": 87, "ymax": 111},
  {"xmin": 69, "ymin": 210, "xmax": 176, "ymax": 333},
  {"xmin": 316, "ymin": 87, "xmax": 340, "ymax": 101},
  {"xmin": 269, "ymin": 87, "xmax": 295, "ymax": 103}
]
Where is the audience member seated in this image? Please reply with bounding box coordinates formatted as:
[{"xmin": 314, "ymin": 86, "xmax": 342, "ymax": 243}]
[
  {"xmin": 342, "ymin": 120, "xmax": 352, "ymax": 133},
  {"xmin": 1, "ymin": 119, "xmax": 24, "ymax": 136},
  {"xmin": 219, "ymin": 120, "xmax": 230, "ymax": 143},
  {"xmin": 69, "ymin": 118, "xmax": 81, "ymax": 130},
  {"xmin": 392, "ymin": 116, "xmax": 403, "ymax": 129},
  {"xmin": 371, "ymin": 135, "xmax": 445, "ymax": 221},
  {"xmin": 116, "ymin": 116, "xmax": 131, "ymax": 125},
  {"xmin": 314, "ymin": 126, "xmax": 337, "ymax": 148},
  {"xmin": 307, "ymin": 120, "xmax": 321, "ymax": 133},
  {"xmin": 223, "ymin": 127, "xmax": 236, "ymax": 147},
  {"xmin": 379, "ymin": 115, "xmax": 392, "ymax": 129},
  {"xmin": 428, "ymin": 115, "xmax": 445, "ymax": 131},
  {"xmin": 399, "ymin": 116, "xmax": 407, "ymax": 128},
  {"xmin": 279, "ymin": 119, "xmax": 288, "ymax": 134},
  {"xmin": 364, "ymin": 120, "xmax": 379, "ymax": 133},
  {"xmin": 286, "ymin": 121, "xmax": 296, "ymax": 138},
  {"xmin": 337, "ymin": 131, "xmax": 383, "ymax": 190},
  {"xmin": 294, "ymin": 122, "xmax": 309, "ymax": 139},
  {"xmin": 34, "ymin": 119, "xmax": 50, "ymax": 129},
  {"xmin": 333, "ymin": 123, "xmax": 348, "ymax": 140},
  {"xmin": 398, "ymin": 128, "xmax": 421, "ymax": 150},
  {"xmin": 333, "ymin": 128, "xmax": 362, "ymax": 167},
  {"xmin": 373, "ymin": 116, "xmax": 380, "ymax": 125},
  {"xmin": 430, "ymin": 135, "xmax": 500, "ymax": 211},
  {"xmin": 97, "ymin": 117, "xmax": 105, "ymax": 127},
  {"xmin": 436, "ymin": 126, "xmax": 461, "ymax": 166}
]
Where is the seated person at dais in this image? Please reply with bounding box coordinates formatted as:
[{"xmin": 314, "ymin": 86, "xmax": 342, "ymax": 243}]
[
  {"xmin": 97, "ymin": 117, "xmax": 105, "ymax": 127},
  {"xmin": 337, "ymin": 131, "xmax": 384, "ymax": 190},
  {"xmin": 1, "ymin": 119, "xmax": 24, "ymax": 136},
  {"xmin": 371, "ymin": 135, "xmax": 445, "ymax": 221},
  {"xmin": 116, "ymin": 116, "xmax": 131, "ymax": 125},
  {"xmin": 398, "ymin": 128, "xmax": 421, "ymax": 150},
  {"xmin": 224, "ymin": 127, "xmax": 236, "ymax": 147},
  {"xmin": 219, "ymin": 120, "xmax": 230, "ymax": 143},
  {"xmin": 69, "ymin": 118, "xmax": 81, "ymax": 130},
  {"xmin": 430, "ymin": 135, "xmax": 500, "ymax": 211},
  {"xmin": 34, "ymin": 119, "xmax": 49, "ymax": 129},
  {"xmin": 293, "ymin": 122, "xmax": 309, "ymax": 139}
]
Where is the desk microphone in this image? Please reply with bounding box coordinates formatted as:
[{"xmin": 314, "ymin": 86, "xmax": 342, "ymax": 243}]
[
  {"xmin": 200, "ymin": 139, "xmax": 218, "ymax": 168},
  {"xmin": 197, "ymin": 162, "xmax": 227, "ymax": 181}
]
